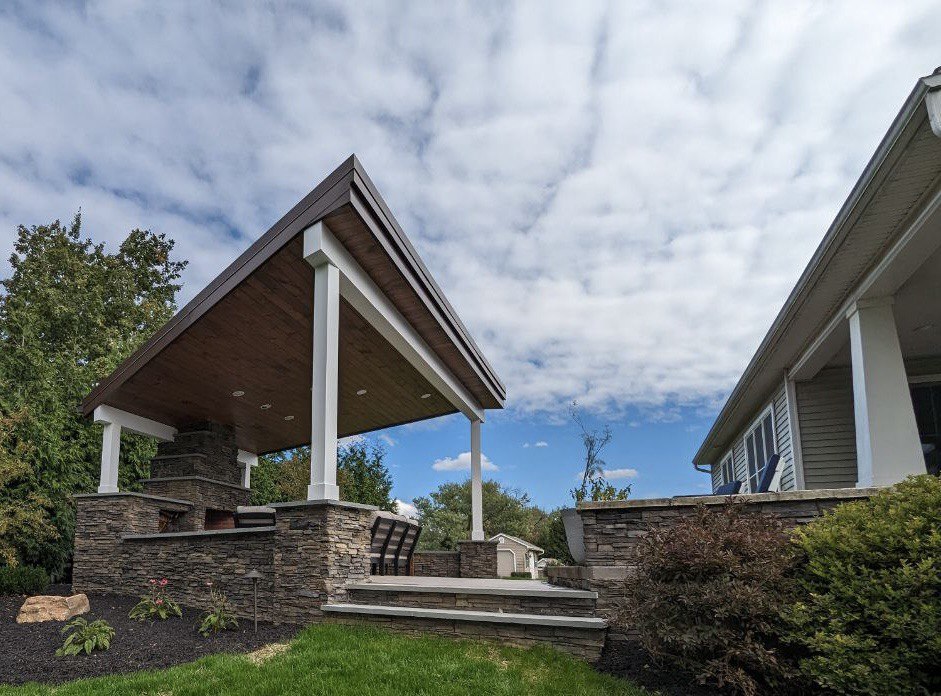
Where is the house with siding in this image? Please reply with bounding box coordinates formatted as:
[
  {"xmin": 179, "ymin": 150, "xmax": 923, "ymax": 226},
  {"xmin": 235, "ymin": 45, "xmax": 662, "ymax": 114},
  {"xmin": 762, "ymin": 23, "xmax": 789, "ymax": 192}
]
[
  {"xmin": 694, "ymin": 69, "xmax": 941, "ymax": 494},
  {"xmin": 490, "ymin": 533, "xmax": 543, "ymax": 578}
]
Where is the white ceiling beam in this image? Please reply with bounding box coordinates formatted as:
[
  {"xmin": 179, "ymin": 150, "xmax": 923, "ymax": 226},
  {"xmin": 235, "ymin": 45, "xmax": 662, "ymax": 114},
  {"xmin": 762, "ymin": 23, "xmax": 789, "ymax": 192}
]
[
  {"xmin": 92, "ymin": 405, "xmax": 177, "ymax": 441},
  {"xmin": 303, "ymin": 221, "xmax": 485, "ymax": 422}
]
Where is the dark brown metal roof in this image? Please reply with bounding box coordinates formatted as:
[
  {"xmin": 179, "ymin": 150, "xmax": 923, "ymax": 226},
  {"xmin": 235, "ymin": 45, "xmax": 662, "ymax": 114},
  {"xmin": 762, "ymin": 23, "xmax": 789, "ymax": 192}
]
[{"xmin": 81, "ymin": 156, "xmax": 505, "ymax": 452}]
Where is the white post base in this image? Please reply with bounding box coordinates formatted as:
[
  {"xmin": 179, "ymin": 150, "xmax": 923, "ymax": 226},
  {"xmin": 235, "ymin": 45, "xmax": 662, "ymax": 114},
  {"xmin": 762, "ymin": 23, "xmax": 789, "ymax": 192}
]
[{"xmin": 307, "ymin": 482, "xmax": 341, "ymax": 501}]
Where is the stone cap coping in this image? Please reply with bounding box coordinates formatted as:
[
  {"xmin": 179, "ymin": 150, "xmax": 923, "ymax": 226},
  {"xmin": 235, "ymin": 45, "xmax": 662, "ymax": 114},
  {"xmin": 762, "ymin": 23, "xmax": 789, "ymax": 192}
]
[
  {"xmin": 347, "ymin": 579, "xmax": 597, "ymax": 599},
  {"xmin": 73, "ymin": 492, "xmax": 193, "ymax": 508},
  {"xmin": 577, "ymin": 487, "xmax": 881, "ymax": 511},
  {"xmin": 547, "ymin": 565, "xmax": 628, "ymax": 582},
  {"xmin": 412, "ymin": 550, "xmax": 460, "ymax": 554},
  {"xmin": 141, "ymin": 476, "xmax": 248, "ymax": 491},
  {"xmin": 322, "ymin": 603, "xmax": 607, "ymax": 629},
  {"xmin": 122, "ymin": 526, "xmax": 276, "ymax": 541},
  {"xmin": 268, "ymin": 499, "xmax": 379, "ymax": 511}
]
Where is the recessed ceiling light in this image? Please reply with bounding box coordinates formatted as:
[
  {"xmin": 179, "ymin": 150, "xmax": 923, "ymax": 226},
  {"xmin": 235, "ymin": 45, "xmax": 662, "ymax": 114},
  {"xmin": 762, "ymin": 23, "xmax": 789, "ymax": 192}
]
[
  {"xmin": 420, "ymin": 393, "xmax": 431, "ymax": 399},
  {"xmin": 356, "ymin": 389, "xmax": 367, "ymax": 396},
  {"xmin": 260, "ymin": 403, "xmax": 272, "ymax": 410},
  {"xmin": 232, "ymin": 390, "xmax": 245, "ymax": 397},
  {"xmin": 283, "ymin": 415, "xmax": 294, "ymax": 421}
]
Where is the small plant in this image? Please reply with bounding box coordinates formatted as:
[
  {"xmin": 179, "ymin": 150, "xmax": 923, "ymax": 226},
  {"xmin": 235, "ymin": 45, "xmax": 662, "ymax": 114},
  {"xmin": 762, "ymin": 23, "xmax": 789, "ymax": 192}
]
[
  {"xmin": 56, "ymin": 617, "xmax": 114, "ymax": 656},
  {"xmin": 0, "ymin": 564, "xmax": 50, "ymax": 595},
  {"xmin": 620, "ymin": 503, "xmax": 797, "ymax": 696},
  {"xmin": 129, "ymin": 578, "xmax": 182, "ymax": 621},
  {"xmin": 198, "ymin": 580, "xmax": 238, "ymax": 637}
]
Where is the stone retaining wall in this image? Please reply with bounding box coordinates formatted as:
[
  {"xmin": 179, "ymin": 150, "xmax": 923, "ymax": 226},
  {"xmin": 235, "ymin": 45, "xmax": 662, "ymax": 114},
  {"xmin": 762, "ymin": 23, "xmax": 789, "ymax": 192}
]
[
  {"xmin": 412, "ymin": 551, "xmax": 460, "ymax": 577},
  {"xmin": 456, "ymin": 541, "xmax": 498, "ymax": 578},
  {"xmin": 121, "ymin": 529, "xmax": 275, "ymax": 619},
  {"xmin": 73, "ymin": 493, "xmax": 378, "ymax": 625},
  {"xmin": 577, "ymin": 488, "xmax": 876, "ymax": 566}
]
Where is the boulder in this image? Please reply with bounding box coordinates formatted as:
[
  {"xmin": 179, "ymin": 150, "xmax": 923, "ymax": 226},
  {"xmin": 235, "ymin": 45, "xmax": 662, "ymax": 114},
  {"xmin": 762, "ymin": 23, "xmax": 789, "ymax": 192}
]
[{"xmin": 16, "ymin": 594, "xmax": 90, "ymax": 624}]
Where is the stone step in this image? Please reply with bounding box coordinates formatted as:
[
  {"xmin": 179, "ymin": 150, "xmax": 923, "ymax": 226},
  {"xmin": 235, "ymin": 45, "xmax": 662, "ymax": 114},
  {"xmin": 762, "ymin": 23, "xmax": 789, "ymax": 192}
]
[
  {"xmin": 322, "ymin": 603, "xmax": 607, "ymax": 661},
  {"xmin": 346, "ymin": 580, "xmax": 597, "ymax": 616}
]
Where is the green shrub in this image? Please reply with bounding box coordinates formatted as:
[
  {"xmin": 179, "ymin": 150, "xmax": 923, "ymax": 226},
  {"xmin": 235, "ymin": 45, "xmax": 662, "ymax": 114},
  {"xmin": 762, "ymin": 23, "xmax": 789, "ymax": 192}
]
[
  {"xmin": 620, "ymin": 503, "xmax": 797, "ymax": 696},
  {"xmin": 198, "ymin": 581, "xmax": 238, "ymax": 637},
  {"xmin": 0, "ymin": 564, "xmax": 50, "ymax": 595},
  {"xmin": 786, "ymin": 475, "xmax": 941, "ymax": 695},
  {"xmin": 56, "ymin": 617, "xmax": 114, "ymax": 656},
  {"xmin": 129, "ymin": 578, "xmax": 182, "ymax": 621}
]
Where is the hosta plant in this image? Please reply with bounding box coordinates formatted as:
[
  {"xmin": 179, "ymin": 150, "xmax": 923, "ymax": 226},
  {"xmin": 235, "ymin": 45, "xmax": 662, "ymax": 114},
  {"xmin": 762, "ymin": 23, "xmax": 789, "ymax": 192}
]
[
  {"xmin": 129, "ymin": 577, "xmax": 182, "ymax": 621},
  {"xmin": 199, "ymin": 581, "xmax": 238, "ymax": 637},
  {"xmin": 56, "ymin": 617, "xmax": 114, "ymax": 656}
]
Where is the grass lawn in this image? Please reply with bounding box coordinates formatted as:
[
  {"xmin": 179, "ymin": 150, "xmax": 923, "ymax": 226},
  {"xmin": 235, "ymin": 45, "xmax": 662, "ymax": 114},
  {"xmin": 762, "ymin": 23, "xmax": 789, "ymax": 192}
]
[{"xmin": 0, "ymin": 623, "xmax": 647, "ymax": 696}]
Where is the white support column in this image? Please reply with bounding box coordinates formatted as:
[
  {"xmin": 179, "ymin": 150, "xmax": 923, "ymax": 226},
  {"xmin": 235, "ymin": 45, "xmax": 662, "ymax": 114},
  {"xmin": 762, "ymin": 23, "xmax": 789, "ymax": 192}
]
[
  {"xmin": 306, "ymin": 257, "xmax": 341, "ymax": 501},
  {"xmin": 470, "ymin": 419, "xmax": 484, "ymax": 541},
  {"xmin": 238, "ymin": 450, "xmax": 258, "ymax": 489},
  {"xmin": 97, "ymin": 421, "xmax": 122, "ymax": 494},
  {"xmin": 847, "ymin": 298, "xmax": 924, "ymax": 487}
]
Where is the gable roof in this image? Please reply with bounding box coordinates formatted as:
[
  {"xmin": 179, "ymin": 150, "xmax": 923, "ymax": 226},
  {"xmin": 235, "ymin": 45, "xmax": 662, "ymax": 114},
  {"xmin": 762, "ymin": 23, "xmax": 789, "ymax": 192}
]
[
  {"xmin": 489, "ymin": 533, "xmax": 544, "ymax": 553},
  {"xmin": 694, "ymin": 71, "xmax": 941, "ymax": 467},
  {"xmin": 81, "ymin": 156, "xmax": 505, "ymax": 453}
]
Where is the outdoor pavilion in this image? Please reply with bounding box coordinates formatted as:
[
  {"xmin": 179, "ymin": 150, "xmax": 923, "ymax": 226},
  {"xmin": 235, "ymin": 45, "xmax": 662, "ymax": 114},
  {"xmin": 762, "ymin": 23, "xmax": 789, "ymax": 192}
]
[{"xmin": 80, "ymin": 155, "xmax": 506, "ymax": 540}]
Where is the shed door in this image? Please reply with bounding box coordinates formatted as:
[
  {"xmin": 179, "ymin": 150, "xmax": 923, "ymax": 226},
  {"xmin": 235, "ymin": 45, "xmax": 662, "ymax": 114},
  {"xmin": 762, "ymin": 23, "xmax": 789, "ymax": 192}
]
[{"xmin": 496, "ymin": 549, "xmax": 515, "ymax": 577}]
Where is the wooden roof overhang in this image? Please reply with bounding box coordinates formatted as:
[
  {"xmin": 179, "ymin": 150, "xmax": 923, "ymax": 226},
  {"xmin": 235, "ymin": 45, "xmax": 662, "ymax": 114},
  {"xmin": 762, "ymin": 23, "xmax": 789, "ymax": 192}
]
[{"xmin": 81, "ymin": 156, "xmax": 506, "ymax": 454}]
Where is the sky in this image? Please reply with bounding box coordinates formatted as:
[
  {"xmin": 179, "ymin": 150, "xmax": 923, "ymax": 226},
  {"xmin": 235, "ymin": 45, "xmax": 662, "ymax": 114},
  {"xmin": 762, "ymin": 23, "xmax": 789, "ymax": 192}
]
[{"xmin": 1, "ymin": 1, "xmax": 940, "ymax": 513}]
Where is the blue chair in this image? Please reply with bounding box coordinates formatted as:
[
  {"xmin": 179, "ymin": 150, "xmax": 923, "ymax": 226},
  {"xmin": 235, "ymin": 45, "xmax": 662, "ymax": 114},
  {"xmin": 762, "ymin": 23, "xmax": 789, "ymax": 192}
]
[
  {"xmin": 754, "ymin": 453, "xmax": 780, "ymax": 493},
  {"xmin": 714, "ymin": 480, "xmax": 742, "ymax": 495}
]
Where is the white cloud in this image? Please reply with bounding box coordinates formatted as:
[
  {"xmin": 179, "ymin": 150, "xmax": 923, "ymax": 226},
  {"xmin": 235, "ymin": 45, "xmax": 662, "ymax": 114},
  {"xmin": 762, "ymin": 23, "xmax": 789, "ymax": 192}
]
[
  {"xmin": 1, "ymin": 3, "xmax": 939, "ymax": 421},
  {"xmin": 338, "ymin": 434, "xmax": 366, "ymax": 447},
  {"xmin": 378, "ymin": 433, "xmax": 396, "ymax": 448},
  {"xmin": 432, "ymin": 451, "xmax": 498, "ymax": 472},
  {"xmin": 603, "ymin": 468, "xmax": 639, "ymax": 480},
  {"xmin": 395, "ymin": 499, "xmax": 419, "ymax": 519},
  {"xmin": 534, "ymin": 441, "xmax": 548, "ymax": 448}
]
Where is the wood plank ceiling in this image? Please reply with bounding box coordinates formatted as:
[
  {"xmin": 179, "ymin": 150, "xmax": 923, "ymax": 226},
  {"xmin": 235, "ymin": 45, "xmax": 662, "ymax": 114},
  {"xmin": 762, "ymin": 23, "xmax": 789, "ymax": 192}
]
[{"xmin": 103, "ymin": 232, "xmax": 458, "ymax": 454}]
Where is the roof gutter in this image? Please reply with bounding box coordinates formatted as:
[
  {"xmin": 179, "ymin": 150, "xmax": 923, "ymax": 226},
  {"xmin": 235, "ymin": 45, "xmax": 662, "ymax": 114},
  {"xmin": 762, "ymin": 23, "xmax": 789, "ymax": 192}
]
[{"xmin": 692, "ymin": 70, "xmax": 941, "ymax": 469}]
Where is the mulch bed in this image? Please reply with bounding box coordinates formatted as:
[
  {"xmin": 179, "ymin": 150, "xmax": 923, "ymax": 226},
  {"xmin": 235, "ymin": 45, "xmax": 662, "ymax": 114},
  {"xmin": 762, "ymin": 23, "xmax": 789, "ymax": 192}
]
[
  {"xmin": 0, "ymin": 584, "xmax": 300, "ymax": 686},
  {"xmin": 596, "ymin": 639, "xmax": 724, "ymax": 696}
]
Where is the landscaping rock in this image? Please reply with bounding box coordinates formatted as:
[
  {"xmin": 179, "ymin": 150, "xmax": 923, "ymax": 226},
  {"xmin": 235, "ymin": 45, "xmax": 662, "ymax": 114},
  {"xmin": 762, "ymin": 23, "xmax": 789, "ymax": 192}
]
[{"xmin": 16, "ymin": 594, "xmax": 89, "ymax": 623}]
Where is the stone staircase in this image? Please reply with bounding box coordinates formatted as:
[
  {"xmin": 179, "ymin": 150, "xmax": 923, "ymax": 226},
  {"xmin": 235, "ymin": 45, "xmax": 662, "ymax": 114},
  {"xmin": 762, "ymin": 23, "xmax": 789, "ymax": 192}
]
[{"xmin": 322, "ymin": 576, "xmax": 608, "ymax": 661}]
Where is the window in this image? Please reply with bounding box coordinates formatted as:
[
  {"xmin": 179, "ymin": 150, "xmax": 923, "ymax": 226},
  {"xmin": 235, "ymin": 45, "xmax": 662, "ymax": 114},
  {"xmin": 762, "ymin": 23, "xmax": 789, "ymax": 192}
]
[
  {"xmin": 719, "ymin": 451, "xmax": 734, "ymax": 485},
  {"xmin": 744, "ymin": 407, "xmax": 776, "ymax": 492}
]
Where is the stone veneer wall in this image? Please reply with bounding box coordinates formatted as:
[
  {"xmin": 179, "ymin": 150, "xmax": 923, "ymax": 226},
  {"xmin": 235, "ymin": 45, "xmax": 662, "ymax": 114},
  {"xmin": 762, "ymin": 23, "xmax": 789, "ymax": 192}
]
[
  {"xmin": 577, "ymin": 488, "xmax": 878, "ymax": 567},
  {"xmin": 121, "ymin": 529, "xmax": 275, "ymax": 619},
  {"xmin": 412, "ymin": 551, "xmax": 460, "ymax": 577},
  {"xmin": 268, "ymin": 500, "xmax": 377, "ymax": 624},
  {"xmin": 73, "ymin": 493, "xmax": 192, "ymax": 594},
  {"xmin": 73, "ymin": 493, "xmax": 378, "ymax": 625},
  {"xmin": 150, "ymin": 423, "xmax": 241, "ymax": 485},
  {"xmin": 456, "ymin": 541, "xmax": 498, "ymax": 578}
]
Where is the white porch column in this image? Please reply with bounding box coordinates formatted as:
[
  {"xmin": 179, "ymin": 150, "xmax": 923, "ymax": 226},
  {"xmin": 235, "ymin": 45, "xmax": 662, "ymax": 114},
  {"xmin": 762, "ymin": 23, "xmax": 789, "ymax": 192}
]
[
  {"xmin": 470, "ymin": 419, "xmax": 484, "ymax": 540},
  {"xmin": 97, "ymin": 421, "xmax": 122, "ymax": 494},
  {"xmin": 847, "ymin": 298, "xmax": 924, "ymax": 487},
  {"xmin": 238, "ymin": 450, "xmax": 258, "ymax": 489},
  {"xmin": 307, "ymin": 261, "xmax": 341, "ymax": 501}
]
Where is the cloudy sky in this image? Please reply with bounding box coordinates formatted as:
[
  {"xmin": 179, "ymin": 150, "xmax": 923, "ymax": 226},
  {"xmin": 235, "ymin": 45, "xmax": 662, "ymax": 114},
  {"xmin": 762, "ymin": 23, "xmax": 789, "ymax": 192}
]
[{"xmin": 2, "ymin": 1, "xmax": 939, "ymax": 510}]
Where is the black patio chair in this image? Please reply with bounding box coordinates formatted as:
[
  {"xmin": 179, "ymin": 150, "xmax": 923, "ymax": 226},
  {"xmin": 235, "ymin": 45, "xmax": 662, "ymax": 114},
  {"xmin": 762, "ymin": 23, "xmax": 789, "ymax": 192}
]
[
  {"xmin": 754, "ymin": 453, "xmax": 780, "ymax": 493},
  {"xmin": 369, "ymin": 511, "xmax": 422, "ymax": 576}
]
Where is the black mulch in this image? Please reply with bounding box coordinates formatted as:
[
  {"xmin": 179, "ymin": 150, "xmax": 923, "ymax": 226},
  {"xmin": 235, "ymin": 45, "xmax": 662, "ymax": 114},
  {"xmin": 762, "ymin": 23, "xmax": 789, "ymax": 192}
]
[
  {"xmin": 596, "ymin": 639, "xmax": 724, "ymax": 696},
  {"xmin": 0, "ymin": 584, "xmax": 301, "ymax": 687}
]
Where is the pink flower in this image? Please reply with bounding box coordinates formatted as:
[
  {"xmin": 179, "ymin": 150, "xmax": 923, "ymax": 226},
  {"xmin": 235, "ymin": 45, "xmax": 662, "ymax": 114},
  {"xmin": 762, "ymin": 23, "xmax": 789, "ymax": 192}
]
[
  {"xmin": 205, "ymin": 580, "xmax": 213, "ymax": 587},
  {"xmin": 149, "ymin": 579, "xmax": 157, "ymax": 585},
  {"xmin": 160, "ymin": 579, "xmax": 168, "ymax": 587},
  {"xmin": 156, "ymin": 599, "xmax": 163, "ymax": 605}
]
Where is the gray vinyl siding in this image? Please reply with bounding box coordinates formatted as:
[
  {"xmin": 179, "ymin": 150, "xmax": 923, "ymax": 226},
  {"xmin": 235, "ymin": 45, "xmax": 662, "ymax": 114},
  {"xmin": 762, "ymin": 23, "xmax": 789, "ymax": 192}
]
[
  {"xmin": 774, "ymin": 383, "xmax": 796, "ymax": 491},
  {"xmin": 712, "ymin": 381, "xmax": 794, "ymax": 493},
  {"xmin": 795, "ymin": 367, "xmax": 858, "ymax": 489}
]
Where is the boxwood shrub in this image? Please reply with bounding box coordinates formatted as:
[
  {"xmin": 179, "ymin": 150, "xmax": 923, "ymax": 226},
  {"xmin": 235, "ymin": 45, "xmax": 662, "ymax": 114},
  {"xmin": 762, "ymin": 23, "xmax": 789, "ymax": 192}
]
[
  {"xmin": 619, "ymin": 504, "xmax": 798, "ymax": 696},
  {"xmin": 0, "ymin": 564, "xmax": 50, "ymax": 595},
  {"xmin": 785, "ymin": 475, "xmax": 941, "ymax": 696}
]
